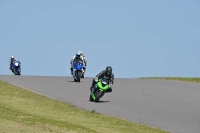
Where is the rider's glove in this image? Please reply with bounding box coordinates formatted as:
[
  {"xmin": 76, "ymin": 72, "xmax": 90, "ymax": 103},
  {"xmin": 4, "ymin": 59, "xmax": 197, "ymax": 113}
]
[{"xmin": 95, "ymin": 77, "xmax": 98, "ymax": 82}]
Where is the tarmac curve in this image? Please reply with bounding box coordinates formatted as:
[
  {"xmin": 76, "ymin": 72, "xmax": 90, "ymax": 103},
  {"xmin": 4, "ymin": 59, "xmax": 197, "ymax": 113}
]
[{"xmin": 0, "ymin": 75, "xmax": 200, "ymax": 133}]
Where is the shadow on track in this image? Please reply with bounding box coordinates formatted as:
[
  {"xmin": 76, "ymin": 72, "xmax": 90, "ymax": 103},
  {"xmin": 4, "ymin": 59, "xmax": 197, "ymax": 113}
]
[
  {"xmin": 68, "ymin": 80, "xmax": 82, "ymax": 83},
  {"xmin": 68, "ymin": 81, "xmax": 75, "ymax": 82},
  {"xmin": 88, "ymin": 100, "xmax": 109, "ymax": 103}
]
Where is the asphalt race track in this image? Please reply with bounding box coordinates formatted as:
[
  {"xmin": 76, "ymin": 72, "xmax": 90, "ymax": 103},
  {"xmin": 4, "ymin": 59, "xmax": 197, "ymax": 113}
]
[{"xmin": 0, "ymin": 75, "xmax": 200, "ymax": 133}]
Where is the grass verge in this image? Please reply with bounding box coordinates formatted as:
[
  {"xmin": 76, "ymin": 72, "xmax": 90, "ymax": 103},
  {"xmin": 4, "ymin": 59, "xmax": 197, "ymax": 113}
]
[
  {"xmin": 140, "ymin": 77, "xmax": 200, "ymax": 83},
  {"xmin": 0, "ymin": 80, "xmax": 169, "ymax": 133}
]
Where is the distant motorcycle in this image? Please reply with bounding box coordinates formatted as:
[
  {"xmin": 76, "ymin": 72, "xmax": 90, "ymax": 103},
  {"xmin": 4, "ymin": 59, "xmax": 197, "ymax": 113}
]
[
  {"xmin": 11, "ymin": 61, "xmax": 21, "ymax": 75},
  {"xmin": 89, "ymin": 77, "xmax": 110, "ymax": 102},
  {"xmin": 72, "ymin": 59, "xmax": 85, "ymax": 82}
]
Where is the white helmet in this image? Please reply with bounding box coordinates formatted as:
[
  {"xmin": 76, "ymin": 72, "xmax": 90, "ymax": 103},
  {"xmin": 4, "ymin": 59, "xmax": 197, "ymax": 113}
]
[
  {"xmin": 78, "ymin": 50, "xmax": 82, "ymax": 55},
  {"xmin": 11, "ymin": 55, "xmax": 14, "ymax": 59},
  {"xmin": 76, "ymin": 51, "xmax": 81, "ymax": 58}
]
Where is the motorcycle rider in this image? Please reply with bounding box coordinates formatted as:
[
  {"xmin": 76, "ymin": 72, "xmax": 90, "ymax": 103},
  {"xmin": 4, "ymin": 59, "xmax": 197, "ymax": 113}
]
[
  {"xmin": 90, "ymin": 66, "xmax": 114, "ymax": 93},
  {"xmin": 9, "ymin": 56, "xmax": 19, "ymax": 72},
  {"xmin": 79, "ymin": 51, "xmax": 87, "ymax": 67},
  {"xmin": 70, "ymin": 51, "xmax": 86, "ymax": 75}
]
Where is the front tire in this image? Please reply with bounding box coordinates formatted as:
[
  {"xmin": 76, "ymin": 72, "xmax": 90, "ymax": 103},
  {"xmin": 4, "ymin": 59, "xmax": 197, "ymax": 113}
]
[
  {"xmin": 94, "ymin": 90, "xmax": 103, "ymax": 102},
  {"xmin": 77, "ymin": 71, "xmax": 82, "ymax": 82},
  {"xmin": 73, "ymin": 71, "xmax": 77, "ymax": 82}
]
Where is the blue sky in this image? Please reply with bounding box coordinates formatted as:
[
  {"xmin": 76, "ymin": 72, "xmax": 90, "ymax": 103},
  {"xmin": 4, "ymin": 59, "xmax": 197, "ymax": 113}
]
[{"xmin": 0, "ymin": 0, "xmax": 199, "ymax": 78}]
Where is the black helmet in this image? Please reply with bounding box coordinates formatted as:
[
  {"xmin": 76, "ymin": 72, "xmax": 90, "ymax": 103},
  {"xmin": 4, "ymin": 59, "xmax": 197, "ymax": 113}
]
[{"xmin": 105, "ymin": 66, "xmax": 112, "ymax": 75}]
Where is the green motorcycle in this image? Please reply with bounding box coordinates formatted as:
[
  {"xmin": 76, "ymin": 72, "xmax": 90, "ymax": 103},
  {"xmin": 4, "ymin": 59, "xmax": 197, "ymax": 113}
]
[{"xmin": 89, "ymin": 77, "xmax": 110, "ymax": 102}]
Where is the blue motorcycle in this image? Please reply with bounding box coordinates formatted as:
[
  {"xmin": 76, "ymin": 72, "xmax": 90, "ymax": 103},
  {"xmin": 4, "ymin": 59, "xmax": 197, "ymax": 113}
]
[
  {"xmin": 12, "ymin": 61, "xmax": 21, "ymax": 75},
  {"xmin": 72, "ymin": 59, "xmax": 85, "ymax": 82}
]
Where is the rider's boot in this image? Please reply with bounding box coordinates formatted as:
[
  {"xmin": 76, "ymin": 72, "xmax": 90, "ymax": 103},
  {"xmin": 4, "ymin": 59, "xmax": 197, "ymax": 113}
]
[
  {"xmin": 105, "ymin": 88, "xmax": 112, "ymax": 93},
  {"xmin": 70, "ymin": 68, "xmax": 73, "ymax": 75},
  {"xmin": 81, "ymin": 73, "xmax": 84, "ymax": 78},
  {"xmin": 81, "ymin": 67, "xmax": 86, "ymax": 78}
]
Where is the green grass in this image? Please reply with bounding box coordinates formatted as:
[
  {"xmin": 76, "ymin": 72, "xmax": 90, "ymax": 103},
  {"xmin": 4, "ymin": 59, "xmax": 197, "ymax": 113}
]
[
  {"xmin": 0, "ymin": 80, "xmax": 169, "ymax": 133},
  {"xmin": 140, "ymin": 77, "xmax": 200, "ymax": 83}
]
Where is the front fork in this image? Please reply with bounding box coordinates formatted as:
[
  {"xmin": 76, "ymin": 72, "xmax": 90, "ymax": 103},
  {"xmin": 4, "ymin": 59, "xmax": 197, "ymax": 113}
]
[{"xmin": 73, "ymin": 69, "xmax": 84, "ymax": 79}]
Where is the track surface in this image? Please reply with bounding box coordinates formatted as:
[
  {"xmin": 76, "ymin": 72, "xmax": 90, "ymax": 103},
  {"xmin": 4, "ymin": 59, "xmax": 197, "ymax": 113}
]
[{"xmin": 0, "ymin": 75, "xmax": 200, "ymax": 133}]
